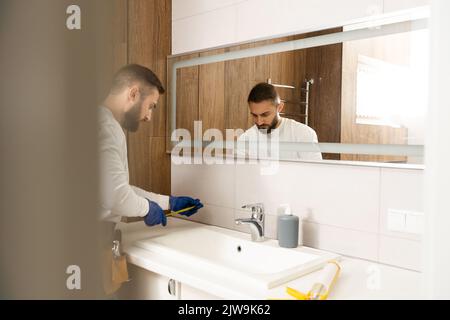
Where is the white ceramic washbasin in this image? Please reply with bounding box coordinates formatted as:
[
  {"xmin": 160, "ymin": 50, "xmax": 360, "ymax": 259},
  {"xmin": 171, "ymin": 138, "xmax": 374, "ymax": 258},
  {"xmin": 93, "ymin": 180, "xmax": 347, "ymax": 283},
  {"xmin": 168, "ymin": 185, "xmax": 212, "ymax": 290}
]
[{"xmin": 133, "ymin": 223, "xmax": 339, "ymax": 289}]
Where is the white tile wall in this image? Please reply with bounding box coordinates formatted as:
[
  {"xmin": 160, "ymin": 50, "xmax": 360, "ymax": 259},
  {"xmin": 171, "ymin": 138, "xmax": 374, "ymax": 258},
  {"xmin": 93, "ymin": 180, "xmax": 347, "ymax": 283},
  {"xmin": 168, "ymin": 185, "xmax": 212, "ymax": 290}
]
[
  {"xmin": 176, "ymin": 204, "xmax": 237, "ymax": 229},
  {"xmin": 235, "ymin": 0, "xmax": 384, "ymax": 44},
  {"xmin": 303, "ymin": 221, "xmax": 379, "ymax": 261},
  {"xmin": 234, "ymin": 162, "xmax": 380, "ymax": 233},
  {"xmin": 171, "ymin": 0, "xmax": 432, "ymax": 54},
  {"xmin": 172, "ymin": 4, "xmax": 238, "ymax": 54},
  {"xmin": 172, "ymin": 0, "xmax": 244, "ymax": 21},
  {"xmin": 378, "ymin": 235, "xmax": 422, "ymax": 271},
  {"xmin": 171, "ymin": 160, "xmax": 424, "ymax": 271},
  {"xmin": 263, "ymin": 214, "xmax": 278, "ymax": 240},
  {"xmin": 171, "ymin": 161, "xmax": 235, "ymax": 208},
  {"xmin": 383, "ymin": 0, "xmax": 430, "ymax": 13}
]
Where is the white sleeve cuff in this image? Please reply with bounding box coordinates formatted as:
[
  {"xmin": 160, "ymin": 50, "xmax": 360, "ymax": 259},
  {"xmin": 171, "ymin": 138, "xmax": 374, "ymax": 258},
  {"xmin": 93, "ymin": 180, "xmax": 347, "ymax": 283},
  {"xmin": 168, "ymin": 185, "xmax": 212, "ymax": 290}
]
[{"xmin": 131, "ymin": 186, "xmax": 170, "ymax": 211}]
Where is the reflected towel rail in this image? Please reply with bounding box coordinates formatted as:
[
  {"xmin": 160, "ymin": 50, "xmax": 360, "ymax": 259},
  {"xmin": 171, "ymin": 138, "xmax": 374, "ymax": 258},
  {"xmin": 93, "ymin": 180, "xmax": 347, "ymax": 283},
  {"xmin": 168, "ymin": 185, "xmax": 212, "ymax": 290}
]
[
  {"xmin": 267, "ymin": 79, "xmax": 314, "ymax": 126},
  {"xmin": 303, "ymin": 79, "xmax": 314, "ymax": 126},
  {"xmin": 267, "ymin": 78, "xmax": 295, "ymax": 89},
  {"xmin": 280, "ymin": 113, "xmax": 308, "ymax": 117}
]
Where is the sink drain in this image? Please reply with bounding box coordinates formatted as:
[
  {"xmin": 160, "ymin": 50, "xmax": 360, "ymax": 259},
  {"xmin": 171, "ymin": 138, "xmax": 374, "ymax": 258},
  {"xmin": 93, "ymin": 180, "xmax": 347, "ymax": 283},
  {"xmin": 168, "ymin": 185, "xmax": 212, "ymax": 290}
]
[{"xmin": 237, "ymin": 245, "xmax": 242, "ymax": 252}]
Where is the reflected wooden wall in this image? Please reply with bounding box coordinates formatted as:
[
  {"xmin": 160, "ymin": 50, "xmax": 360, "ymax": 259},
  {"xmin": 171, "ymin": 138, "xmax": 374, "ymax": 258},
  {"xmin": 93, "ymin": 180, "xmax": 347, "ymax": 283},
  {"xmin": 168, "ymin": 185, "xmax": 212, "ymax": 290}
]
[
  {"xmin": 171, "ymin": 28, "xmax": 343, "ymax": 161},
  {"xmin": 341, "ymin": 33, "xmax": 410, "ymax": 163},
  {"xmin": 296, "ymin": 28, "xmax": 343, "ymax": 160}
]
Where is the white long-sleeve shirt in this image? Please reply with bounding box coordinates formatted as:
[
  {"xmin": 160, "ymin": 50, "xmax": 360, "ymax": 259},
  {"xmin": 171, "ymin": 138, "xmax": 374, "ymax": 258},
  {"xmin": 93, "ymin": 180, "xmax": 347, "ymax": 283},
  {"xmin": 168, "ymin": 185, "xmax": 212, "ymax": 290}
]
[
  {"xmin": 98, "ymin": 106, "xmax": 169, "ymax": 223},
  {"xmin": 237, "ymin": 118, "xmax": 323, "ymax": 161}
]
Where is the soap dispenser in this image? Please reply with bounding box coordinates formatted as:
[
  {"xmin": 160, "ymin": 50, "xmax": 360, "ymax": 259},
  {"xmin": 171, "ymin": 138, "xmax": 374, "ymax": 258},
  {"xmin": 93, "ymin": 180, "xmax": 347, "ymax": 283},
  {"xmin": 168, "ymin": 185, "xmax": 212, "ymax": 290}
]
[{"xmin": 277, "ymin": 204, "xmax": 299, "ymax": 248}]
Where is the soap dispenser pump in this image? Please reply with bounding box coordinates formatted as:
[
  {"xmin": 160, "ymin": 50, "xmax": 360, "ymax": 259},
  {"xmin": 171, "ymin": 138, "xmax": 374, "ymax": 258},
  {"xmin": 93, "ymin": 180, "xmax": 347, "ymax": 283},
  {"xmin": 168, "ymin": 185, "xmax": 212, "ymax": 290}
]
[{"xmin": 277, "ymin": 204, "xmax": 299, "ymax": 248}]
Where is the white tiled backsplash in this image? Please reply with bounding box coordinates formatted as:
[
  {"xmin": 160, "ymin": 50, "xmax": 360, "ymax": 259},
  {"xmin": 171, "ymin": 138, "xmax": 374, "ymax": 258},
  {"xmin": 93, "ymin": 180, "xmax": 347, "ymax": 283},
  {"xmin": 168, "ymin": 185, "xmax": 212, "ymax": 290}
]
[{"xmin": 171, "ymin": 158, "xmax": 424, "ymax": 271}]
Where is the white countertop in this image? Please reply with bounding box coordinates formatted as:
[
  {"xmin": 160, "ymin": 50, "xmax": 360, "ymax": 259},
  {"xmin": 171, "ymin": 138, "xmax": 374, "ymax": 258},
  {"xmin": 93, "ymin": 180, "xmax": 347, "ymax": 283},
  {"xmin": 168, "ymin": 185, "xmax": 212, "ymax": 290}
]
[{"xmin": 118, "ymin": 218, "xmax": 424, "ymax": 300}]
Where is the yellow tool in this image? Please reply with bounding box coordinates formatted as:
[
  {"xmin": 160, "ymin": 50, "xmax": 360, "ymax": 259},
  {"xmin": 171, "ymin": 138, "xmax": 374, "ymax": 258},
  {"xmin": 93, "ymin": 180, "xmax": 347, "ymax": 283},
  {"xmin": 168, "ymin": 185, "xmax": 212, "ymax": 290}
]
[
  {"xmin": 289, "ymin": 260, "xmax": 341, "ymax": 300},
  {"xmin": 270, "ymin": 260, "xmax": 341, "ymax": 301},
  {"xmin": 165, "ymin": 206, "xmax": 196, "ymax": 217},
  {"xmin": 286, "ymin": 287, "xmax": 309, "ymax": 300}
]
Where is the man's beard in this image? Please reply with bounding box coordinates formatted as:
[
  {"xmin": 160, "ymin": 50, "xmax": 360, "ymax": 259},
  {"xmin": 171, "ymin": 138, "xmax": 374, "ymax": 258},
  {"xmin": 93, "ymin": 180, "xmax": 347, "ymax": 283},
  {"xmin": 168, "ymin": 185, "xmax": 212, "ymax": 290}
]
[
  {"xmin": 257, "ymin": 116, "xmax": 280, "ymax": 135},
  {"xmin": 123, "ymin": 100, "xmax": 142, "ymax": 132}
]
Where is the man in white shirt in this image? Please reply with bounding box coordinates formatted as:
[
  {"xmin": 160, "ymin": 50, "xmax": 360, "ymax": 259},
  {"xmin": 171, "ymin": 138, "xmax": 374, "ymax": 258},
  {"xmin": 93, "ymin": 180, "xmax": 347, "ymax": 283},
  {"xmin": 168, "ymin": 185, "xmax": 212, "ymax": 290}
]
[
  {"xmin": 237, "ymin": 83, "xmax": 322, "ymax": 161},
  {"xmin": 99, "ymin": 64, "xmax": 203, "ymax": 225}
]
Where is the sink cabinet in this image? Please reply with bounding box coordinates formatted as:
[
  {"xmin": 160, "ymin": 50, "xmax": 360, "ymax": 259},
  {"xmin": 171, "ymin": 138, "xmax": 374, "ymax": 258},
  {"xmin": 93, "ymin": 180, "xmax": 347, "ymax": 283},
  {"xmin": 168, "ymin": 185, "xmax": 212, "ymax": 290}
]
[
  {"xmin": 118, "ymin": 264, "xmax": 219, "ymax": 300},
  {"xmin": 118, "ymin": 264, "xmax": 180, "ymax": 300}
]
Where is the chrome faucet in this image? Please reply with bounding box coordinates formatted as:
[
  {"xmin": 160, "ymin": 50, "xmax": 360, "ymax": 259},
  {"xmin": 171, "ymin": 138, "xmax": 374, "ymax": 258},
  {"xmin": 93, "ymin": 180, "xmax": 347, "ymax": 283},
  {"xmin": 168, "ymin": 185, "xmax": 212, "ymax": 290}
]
[{"xmin": 235, "ymin": 203, "xmax": 265, "ymax": 242}]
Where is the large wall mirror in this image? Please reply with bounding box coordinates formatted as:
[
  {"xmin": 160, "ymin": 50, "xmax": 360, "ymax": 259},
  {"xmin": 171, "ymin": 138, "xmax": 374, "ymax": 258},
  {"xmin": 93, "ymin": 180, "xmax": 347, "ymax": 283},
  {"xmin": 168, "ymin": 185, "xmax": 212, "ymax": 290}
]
[{"xmin": 167, "ymin": 9, "xmax": 428, "ymax": 166}]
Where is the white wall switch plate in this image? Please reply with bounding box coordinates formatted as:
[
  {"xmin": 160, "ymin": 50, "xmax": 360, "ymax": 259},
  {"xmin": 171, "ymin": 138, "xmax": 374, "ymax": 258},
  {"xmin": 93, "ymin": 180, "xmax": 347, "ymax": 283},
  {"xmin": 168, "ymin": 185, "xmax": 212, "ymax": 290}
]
[{"xmin": 387, "ymin": 209, "xmax": 424, "ymax": 234}]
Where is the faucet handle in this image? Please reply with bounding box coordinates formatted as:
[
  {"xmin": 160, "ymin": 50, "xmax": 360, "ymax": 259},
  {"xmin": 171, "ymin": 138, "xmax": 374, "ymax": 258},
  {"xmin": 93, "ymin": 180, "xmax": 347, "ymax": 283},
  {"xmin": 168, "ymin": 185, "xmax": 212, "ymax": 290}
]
[{"xmin": 241, "ymin": 203, "xmax": 264, "ymax": 220}]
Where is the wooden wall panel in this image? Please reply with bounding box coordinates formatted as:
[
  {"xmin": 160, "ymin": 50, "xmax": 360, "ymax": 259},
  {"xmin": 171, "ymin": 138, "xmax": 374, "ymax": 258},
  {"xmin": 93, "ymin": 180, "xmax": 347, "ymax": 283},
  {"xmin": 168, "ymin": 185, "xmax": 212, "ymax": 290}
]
[
  {"xmin": 306, "ymin": 30, "xmax": 343, "ymax": 135},
  {"xmin": 292, "ymin": 28, "xmax": 343, "ymax": 160},
  {"xmin": 285, "ymin": 44, "xmax": 307, "ymax": 124},
  {"xmin": 224, "ymin": 55, "xmax": 253, "ymax": 133},
  {"xmin": 249, "ymin": 40, "xmax": 272, "ymax": 83},
  {"xmin": 224, "ymin": 42, "xmax": 266, "ymax": 134},
  {"xmin": 305, "ymin": 44, "xmax": 343, "ymax": 140},
  {"xmin": 128, "ymin": 0, "xmax": 171, "ymax": 138},
  {"xmin": 127, "ymin": 0, "xmax": 172, "ymax": 196},
  {"xmin": 149, "ymin": 137, "xmax": 171, "ymax": 195},
  {"xmin": 199, "ymin": 49, "xmax": 226, "ymax": 132},
  {"xmin": 269, "ymin": 37, "xmax": 299, "ymax": 123},
  {"xmin": 246, "ymin": 41, "xmax": 271, "ymax": 129},
  {"xmin": 304, "ymin": 45, "xmax": 343, "ymax": 161},
  {"xmin": 228, "ymin": 38, "xmax": 293, "ymax": 131},
  {"xmin": 93, "ymin": 0, "xmax": 128, "ymax": 101},
  {"xmin": 172, "ymin": 54, "xmax": 200, "ymax": 136},
  {"xmin": 269, "ymin": 37, "xmax": 297, "ymax": 86},
  {"xmin": 112, "ymin": 0, "xmax": 128, "ymax": 73},
  {"xmin": 127, "ymin": 130, "xmax": 150, "ymax": 191}
]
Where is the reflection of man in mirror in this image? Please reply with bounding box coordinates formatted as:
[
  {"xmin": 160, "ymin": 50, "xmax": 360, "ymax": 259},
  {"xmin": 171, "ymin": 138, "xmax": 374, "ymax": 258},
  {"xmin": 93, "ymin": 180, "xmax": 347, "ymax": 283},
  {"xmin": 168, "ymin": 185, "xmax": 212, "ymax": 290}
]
[{"xmin": 238, "ymin": 83, "xmax": 322, "ymax": 161}]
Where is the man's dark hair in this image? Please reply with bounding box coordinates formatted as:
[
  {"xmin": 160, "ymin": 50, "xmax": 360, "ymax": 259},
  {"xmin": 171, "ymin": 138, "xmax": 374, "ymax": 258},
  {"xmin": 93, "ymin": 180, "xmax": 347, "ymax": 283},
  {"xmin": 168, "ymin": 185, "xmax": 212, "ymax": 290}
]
[
  {"xmin": 247, "ymin": 82, "xmax": 281, "ymax": 105},
  {"xmin": 110, "ymin": 64, "xmax": 165, "ymax": 96}
]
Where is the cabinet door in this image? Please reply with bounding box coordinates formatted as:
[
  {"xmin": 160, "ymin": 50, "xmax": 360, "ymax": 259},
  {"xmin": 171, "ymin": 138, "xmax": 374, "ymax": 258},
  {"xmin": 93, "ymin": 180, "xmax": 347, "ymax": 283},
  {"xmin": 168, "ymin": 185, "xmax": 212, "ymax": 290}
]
[
  {"xmin": 118, "ymin": 264, "xmax": 180, "ymax": 300},
  {"xmin": 180, "ymin": 283, "xmax": 221, "ymax": 300}
]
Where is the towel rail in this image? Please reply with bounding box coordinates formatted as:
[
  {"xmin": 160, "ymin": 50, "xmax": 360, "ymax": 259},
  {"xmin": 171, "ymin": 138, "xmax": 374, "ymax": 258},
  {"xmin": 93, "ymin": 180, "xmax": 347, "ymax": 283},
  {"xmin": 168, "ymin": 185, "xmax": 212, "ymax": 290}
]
[{"xmin": 267, "ymin": 78, "xmax": 314, "ymax": 126}]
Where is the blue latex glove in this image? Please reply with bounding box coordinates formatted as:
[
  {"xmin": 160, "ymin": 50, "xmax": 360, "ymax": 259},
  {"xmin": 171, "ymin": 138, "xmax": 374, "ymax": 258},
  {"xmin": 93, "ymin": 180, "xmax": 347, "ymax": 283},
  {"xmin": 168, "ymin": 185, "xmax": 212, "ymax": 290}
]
[
  {"xmin": 144, "ymin": 199, "xmax": 167, "ymax": 227},
  {"xmin": 169, "ymin": 196, "xmax": 203, "ymax": 217}
]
